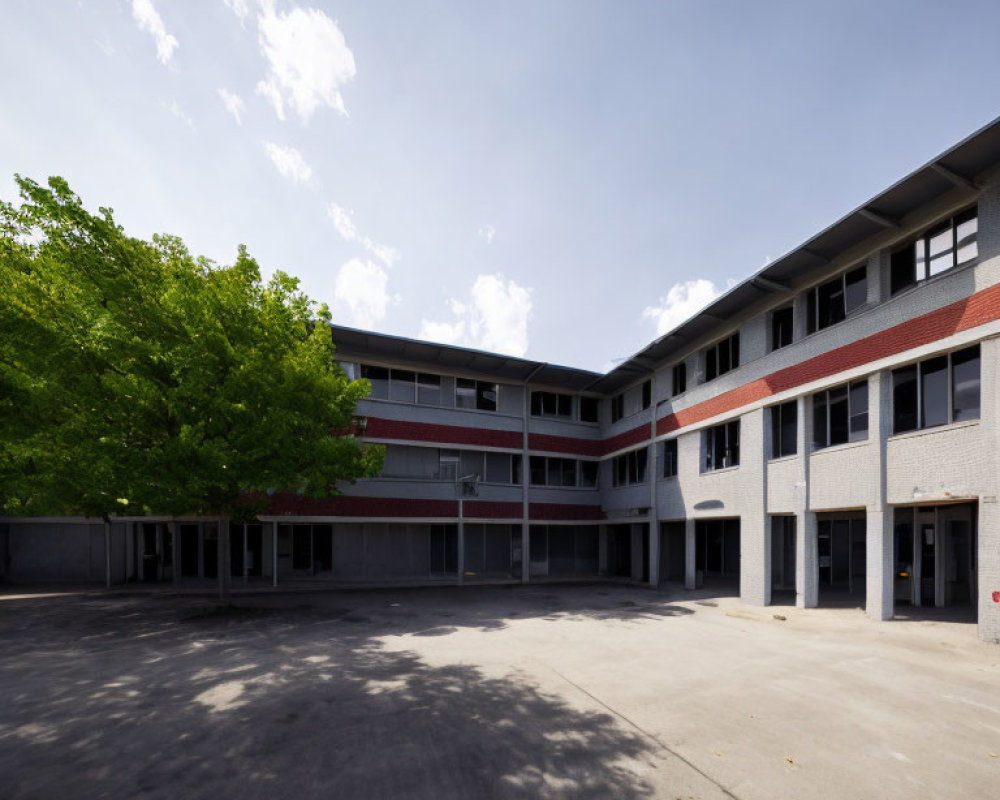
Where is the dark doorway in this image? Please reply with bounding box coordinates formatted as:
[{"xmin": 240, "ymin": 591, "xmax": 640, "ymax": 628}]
[
  {"xmin": 180, "ymin": 524, "xmax": 199, "ymax": 577},
  {"xmin": 659, "ymin": 521, "xmax": 686, "ymax": 583}
]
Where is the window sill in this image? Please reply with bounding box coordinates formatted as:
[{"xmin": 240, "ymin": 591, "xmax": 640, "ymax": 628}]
[
  {"xmin": 810, "ymin": 438, "xmax": 869, "ymax": 456},
  {"xmin": 888, "ymin": 255, "xmax": 979, "ymax": 301},
  {"xmin": 768, "ymin": 453, "xmax": 798, "ymax": 464},
  {"xmin": 530, "ymin": 484, "xmax": 600, "ymax": 491},
  {"xmin": 888, "ymin": 418, "xmax": 980, "ymax": 443},
  {"xmin": 700, "ymin": 465, "xmax": 740, "ymax": 476}
]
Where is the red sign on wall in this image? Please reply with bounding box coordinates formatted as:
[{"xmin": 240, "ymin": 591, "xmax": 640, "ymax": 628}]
[{"xmin": 992, "ymin": 591, "xmax": 1000, "ymax": 604}]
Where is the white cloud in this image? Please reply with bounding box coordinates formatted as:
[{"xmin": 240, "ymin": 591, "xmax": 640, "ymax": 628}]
[
  {"xmin": 255, "ymin": 1, "xmax": 357, "ymax": 123},
  {"xmin": 478, "ymin": 224, "xmax": 496, "ymax": 244},
  {"xmin": 218, "ymin": 88, "xmax": 246, "ymax": 125},
  {"xmin": 326, "ymin": 203, "xmax": 399, "ymax": 267},
  {"xmin": 131, "ymin": 0, "xmax": 178, "ymax": 65},
  {"xmin": 334, "ymin": 259, "xmax": 397, "ymax": 329},
  {"xmin": 327, "ymin": 203, "xmax": 359, "ymax": 242},
  {"xmin": 642, "ymin": 278, "xmax": 727, "ymax": 336},
  {"xmin": 162, "ymin": 99, "xmax": 195, "ymax": 130},
  {"xmin": 264, "ymin": 142, "xmax": 312, "ymax": 182},
  {"xmin": 223, "ymin": 0, "xmax": 249, "ymax": 22},
  {"xmin": 419, "ymin": 274, "xmax": 532, "ymax": 357}
]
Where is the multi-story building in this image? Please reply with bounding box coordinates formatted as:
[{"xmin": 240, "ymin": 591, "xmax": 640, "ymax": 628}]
[{"xmin": 3, "ymin": 119, "xmax": 1000, "ymax": 643}]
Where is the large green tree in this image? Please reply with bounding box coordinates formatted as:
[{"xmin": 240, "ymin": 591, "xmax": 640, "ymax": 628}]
[{"xmin": 0, "ymin": 176, "xmax": 382, "ymax": 526}]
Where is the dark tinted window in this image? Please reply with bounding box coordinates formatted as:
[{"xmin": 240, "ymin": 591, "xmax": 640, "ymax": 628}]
[{"xmin": 771, "ymin": 306, "xmax": 794, "ymax": 351}]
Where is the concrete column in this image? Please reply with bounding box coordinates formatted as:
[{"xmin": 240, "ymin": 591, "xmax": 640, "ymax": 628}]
[
  {"xmin": 740, "ymin": 408, "xmax": 769, "ymax": 606},
  {"xmin": 978, "ymin": 335, "xmax": 1000, "ymax": 642},
  {"xmin": 796, "ymin": 512, "xmax": 818, "ymax": 608},
  {"xmin": 521, "ymin": 525, "xmax": 530, "ymax": 584},
  {"xmin": 684, "ymin": 518, "xmax": 697, "ymax": 590},
  {"xmin": 867, "ymin": 370, "xmax": 894, "ymax": 621},
  {"xmin": 648, "ymin": 522, "xmax": 660, "ymax": 586},
  {"xmin": 866, "ymin": 509, "xmax": 894, "ymax": 620},
  {"xmin": 457, "ymin": 499, "xmax": 465, "ymax": 586},
  {"xmin": 272, "ymin": 520, "xmax": 279, "ymax": 587},
  {"xmin": 977, "ymin": 498, "xmax": 1000, "ymax": 643},
  {"xmin": 793, "ymin": 394, "xmax": 817, "ymax": 608}
]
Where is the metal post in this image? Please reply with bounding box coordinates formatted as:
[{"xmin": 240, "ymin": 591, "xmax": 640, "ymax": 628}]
[
  {"xmin": 457, "ymin": 497, "xmax": 465, "ymax": 586},
  {"xmin": 169, "ymin": 521, "xmax": 179, "ymax": 589},
  {"xmin": 272, "ymin": 520, "xmax": 278, "ymax": 587},
  {"xmin": 243, "ymin": 524, "xmax": 248, "ymax": 587},
  {"xmin": 104, "ymin": 521, "xmax": 111, "ymax": 589}
]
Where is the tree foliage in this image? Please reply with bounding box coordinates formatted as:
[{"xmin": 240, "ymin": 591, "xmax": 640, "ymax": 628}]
[{"xmin": 0, "ymin": 176, "xmax": 382, "ymax": 521}]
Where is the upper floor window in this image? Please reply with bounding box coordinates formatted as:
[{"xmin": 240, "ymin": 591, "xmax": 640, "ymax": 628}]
[
  {"xmin": 531, "ymin": 390, "xmax": 572, "ymax": 418},
  {"xmin": 806, "ymin": 266, "xmax": 867, "ymax": 334},
  {"xmin": 529, "ymin": 456, "xmax": 598, "ymax": 487},
  {"xmin": 672, "ymin": 362, "xmax": 686, "ymax": 396},
  {"xmin": 890, "ymin": 207, "xmax": 977, "ymax": 295},
  {"xmin": 771, "ymin": 306, "xmax": 794, "ymax": 351},
  {"xmin": 705, "ymin": 332, "xmax": 740, "ymax": 382},
  {"xmin": 610, "ymin": 393, "xmax": 625, "ymax": 423},
  {"xmin": 662, "ymin": 438, "xmax": 678, "ymax": 478},
  {"xmin": 438, "ymin": 449, "xmax": 521, "ymax": 484},
  {"xmin": 769, "ymin": 400, "xmax": 797, "ymax": 458},
  {"xmin": 579, "ymin": 396, "xmax": 600, "ymax": 423},
  {"xmin": 612, "ymin": 448, "xmax": 648, "ymax": 487},
  {"xmin": 456, "ymin": 379, "xmax": 498, "ymax": 411},
  {"xmin": 610, "ymin": 380, "xmax": 650, "ymax": 422},
  {"xmin": 703, "ymin": 420, "xmax": 739, "ymax": 471},
  {"xmin": 812, "ymin": 380, "xmax": 868, "ymax": 449},
  {"xmin": 892, "ymin": 345, "xmax": 980, "ymax": 434}
]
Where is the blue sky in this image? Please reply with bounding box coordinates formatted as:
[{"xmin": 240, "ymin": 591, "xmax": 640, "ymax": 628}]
[{"xmin": 3, "ymin": 1, "xmax": 1000, "ymax": 372}]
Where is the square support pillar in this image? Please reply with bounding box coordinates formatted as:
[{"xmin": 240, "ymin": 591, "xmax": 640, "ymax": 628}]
[
  {"xmin": 648, "ymin": 522, "xmax": 660, "ymax": 587},
  {"xmin": 684, "ymin": 519, "xmax": 697, "ymax": 590},
  {"xmin": 796, "ymin": 511, "xmax": 818, "ymax": 608},
  {"xmin": 866, "ymin": 508, "xmax": 894, "ymax": 621},
  {"xmin": 978, "ymin": 498, "xmax": 1000, "ymax": 643}
]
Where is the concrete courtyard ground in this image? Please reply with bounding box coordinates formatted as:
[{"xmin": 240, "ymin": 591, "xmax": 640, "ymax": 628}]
[{"xmin": 1, "ymin": 583, "xmax": 998, "ymax": 800}]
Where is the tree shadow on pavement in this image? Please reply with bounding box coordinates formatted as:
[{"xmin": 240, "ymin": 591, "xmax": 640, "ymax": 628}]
[{"xmin": 0, "ymin": 592, "xmax": 668, "ymax": 800}]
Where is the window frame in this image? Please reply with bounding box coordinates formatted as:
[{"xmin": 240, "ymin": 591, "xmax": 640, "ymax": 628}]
[
  {"xmin": 770, "ymin": 305, "xmax": 794, "ymax": 351},
  {"xmin": 704, "ymin": 332, "xmax": 740, "ymax": 382},
  {"xmin": 671, "ymin": 362, "xmax": 687, "ymax": 396},
  {"xmin": 805, "ymin": 265, "xmax": 867, "ymax": 335},
  {"xmin": 611, "ymin": 448, "xmax": 648, "ymax": 487},
  {"xmin": 662, "ymin": 438, "xmax": 678, "ymax": 478},
  {"xmin": 812, "ymin": 379, "xmax": 868, "ymax": 450},
  {"xmin": 769, "ymin": 400, "xmax": 797, "ymax": 459},
  {"xmin": 891, "ymin": 345, "xmax": 980, "ymax": 435},
  {"xmin": 703, "ymin": 420, "xmax": 740, "ymax": 471},
  {"xmin": 890, "ymin": 206, "xmax": 978, "ymax": 295}
]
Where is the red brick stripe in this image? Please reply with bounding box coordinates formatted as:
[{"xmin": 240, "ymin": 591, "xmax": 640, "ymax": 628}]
[
  {"xmin": 658, "ymin": 282, "xmax": 1000, "ymax": 435},
  {"xmin": 364, "ymin": 417, "xmax": 522, "ymax": 449},
  {"xmin": 265, "ymin": 493, "xmax": 605, "ymax": 521}
]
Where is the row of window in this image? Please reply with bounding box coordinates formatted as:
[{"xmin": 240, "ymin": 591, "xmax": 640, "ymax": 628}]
[
  {"xmin": 382, "ymin": 445, "xmax": 602, "ymax": 488},
  {"xmin": 530, "ymin": 390, "xmax": 600, "ymax": 423},
  {"xmin": 356, "ymin": 365, "xmax": 502, "ymax": 411},
  {"xmin": 610, "ymin": 380, "xmax": 651, "ymax": 423},
  {"xmin": 350, "ymin": 364, "xmax": 606, "ymax": 423},
  {"xmin": 664, "ymin": 205, "xmax": 979, "ymax": 398},
  {"xmin": 658, "ymin": 344, "xmax": 981, "ymax": 476}
]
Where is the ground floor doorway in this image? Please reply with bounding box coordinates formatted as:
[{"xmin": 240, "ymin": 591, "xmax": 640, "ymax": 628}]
[
  {"xmin": 893, "ymin": 502, "xmax": 976, "ymax": 610},
  {"xmin": 815, "ymin": 513, "xmax": 866, "ymax": 606},
  {"xmin": 695, "ymin": 518, "xmax": 740, "ymax": 590},
  {"xmin": 659, "ymin": 521, "xmax": 686, "ymax": 584}
]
